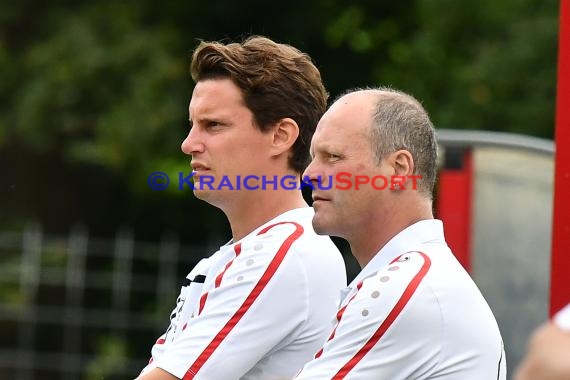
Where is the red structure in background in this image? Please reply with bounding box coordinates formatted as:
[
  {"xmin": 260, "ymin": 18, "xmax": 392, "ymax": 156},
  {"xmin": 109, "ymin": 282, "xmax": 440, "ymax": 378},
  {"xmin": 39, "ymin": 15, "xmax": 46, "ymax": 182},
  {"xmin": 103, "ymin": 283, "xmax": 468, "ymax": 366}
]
[
  {"xmin": 436, "ymin": 148, "xmax": 473, "ymax": 273},
  {"xmin": 550, "ymin": 0, "xmax": 570, "ymax": 317}
]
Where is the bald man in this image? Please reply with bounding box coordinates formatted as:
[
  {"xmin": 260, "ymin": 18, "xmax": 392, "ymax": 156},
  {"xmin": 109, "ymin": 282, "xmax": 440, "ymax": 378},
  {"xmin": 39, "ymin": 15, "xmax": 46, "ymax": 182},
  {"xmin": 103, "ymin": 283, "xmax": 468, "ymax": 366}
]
[{"xmin": 295, "ymin": 87, "xmax": 506, "ymax": 379}]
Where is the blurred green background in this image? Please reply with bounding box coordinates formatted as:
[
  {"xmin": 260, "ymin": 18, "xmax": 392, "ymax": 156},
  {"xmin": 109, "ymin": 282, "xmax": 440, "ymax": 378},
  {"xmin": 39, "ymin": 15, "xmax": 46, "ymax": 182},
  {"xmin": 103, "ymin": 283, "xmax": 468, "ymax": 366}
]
[
  {"xmin": 0, "ymin": 0, "xmax": 560, "ymax": 378},
  {"xmin": 0, "ymin": 0, "xmax": 559, "ymax": 238}
]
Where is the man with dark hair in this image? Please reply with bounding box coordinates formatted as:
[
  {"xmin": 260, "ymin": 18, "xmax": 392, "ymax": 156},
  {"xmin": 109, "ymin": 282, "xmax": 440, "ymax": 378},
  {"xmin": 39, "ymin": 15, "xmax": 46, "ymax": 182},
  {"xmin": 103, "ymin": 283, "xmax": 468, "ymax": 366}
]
[
  {"xmin": 295, "ymin": 87, "xmax": 506, "ymax": 379},
  {"xmin": 137, "ymin": 36, "xmax": 346, "ymax": 380}
]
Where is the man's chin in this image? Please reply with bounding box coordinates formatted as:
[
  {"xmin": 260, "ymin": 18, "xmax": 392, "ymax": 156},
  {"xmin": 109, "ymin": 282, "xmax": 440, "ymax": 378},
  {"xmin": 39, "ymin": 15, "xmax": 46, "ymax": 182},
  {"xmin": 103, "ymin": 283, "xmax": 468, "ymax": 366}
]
[
  {"xmin": 192, "ymin": 188, "xmax": 229, "ymax": 210},
  {"xmin": 312, "ymin": 217, "xmax": 332, "ymax": 236},
  {"xmin": 192, "ymin": 188, "xmax": 213, "ymax": 202}
]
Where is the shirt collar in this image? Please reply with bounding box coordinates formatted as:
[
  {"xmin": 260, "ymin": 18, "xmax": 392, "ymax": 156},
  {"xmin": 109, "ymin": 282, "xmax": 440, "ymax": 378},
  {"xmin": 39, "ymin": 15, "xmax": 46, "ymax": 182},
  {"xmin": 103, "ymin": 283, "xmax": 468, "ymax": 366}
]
[
  {"xmin": 348, "ymin": 219, "xmax": 446, "ymax": 288},
  {"xmin": 222, "ymin": 207, "xmax": 313, "ymax": 248}
]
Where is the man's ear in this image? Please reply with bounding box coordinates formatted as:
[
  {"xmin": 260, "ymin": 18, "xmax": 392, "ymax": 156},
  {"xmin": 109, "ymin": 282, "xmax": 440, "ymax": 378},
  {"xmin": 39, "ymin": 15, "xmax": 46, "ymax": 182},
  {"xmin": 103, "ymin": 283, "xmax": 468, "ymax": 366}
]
[
  {"xmin": 392, "ymin": 149, "xmax": 415, "ymax": 177},
  {"xmin": 270, "ymin": 118, "xmax": 299, "ymax": 156}
]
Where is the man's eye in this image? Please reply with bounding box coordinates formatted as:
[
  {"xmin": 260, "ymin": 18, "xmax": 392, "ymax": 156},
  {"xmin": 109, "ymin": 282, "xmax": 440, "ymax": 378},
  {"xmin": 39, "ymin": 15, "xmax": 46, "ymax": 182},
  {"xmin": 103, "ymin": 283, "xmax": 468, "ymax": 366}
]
[
  {"xmin": 328, "ymin": 153, "xmax": 341, "ymax": 161},
  {"xmin": 206, "ymin": 121, "xmax": 225, "ymax": 130}
]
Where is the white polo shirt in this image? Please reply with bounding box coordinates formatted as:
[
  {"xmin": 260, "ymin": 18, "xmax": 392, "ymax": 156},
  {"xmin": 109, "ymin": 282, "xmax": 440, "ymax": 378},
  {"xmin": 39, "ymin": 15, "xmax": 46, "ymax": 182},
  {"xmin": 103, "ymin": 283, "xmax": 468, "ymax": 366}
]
[
  {"xmin": 295, "ymin": 219, "xmax": 506, "ymax": 380},
  {"xmin": 138, "ymin": 207, "xmax": 347, "ymax": 380},
  {"xmin": 554, "ymin": 304, "xmax": 570, "ymax": 332}
]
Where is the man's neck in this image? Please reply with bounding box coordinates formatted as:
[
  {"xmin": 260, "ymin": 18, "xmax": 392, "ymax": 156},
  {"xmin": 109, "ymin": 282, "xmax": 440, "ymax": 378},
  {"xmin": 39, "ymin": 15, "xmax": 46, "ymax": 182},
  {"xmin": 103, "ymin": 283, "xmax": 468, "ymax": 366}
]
[
  {"xmin": 225, "ymin": 189, "xmax": 308, "ymax": 242},
  {"xmin": 350, "ymin": 199, "xmax": 434, "ymax": 268}
]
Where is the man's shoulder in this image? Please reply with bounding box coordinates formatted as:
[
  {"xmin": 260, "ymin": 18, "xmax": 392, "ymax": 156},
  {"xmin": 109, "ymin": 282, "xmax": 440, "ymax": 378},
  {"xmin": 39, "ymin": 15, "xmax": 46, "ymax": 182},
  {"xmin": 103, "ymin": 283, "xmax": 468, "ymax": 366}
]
[
  {"xmin": 361, "ymin": 250, "xmax": 433, "ymax": 292},
  {"xmin": 241, "ymin": 216, "xmax": 340, "ymax": 257},
  {"xmin": 254, "ymin": 207, "xmax": 340, "ymax": 250},
  {"xmin": 237, "ymin": 209, "xmax": 344, "ymax": 281}
]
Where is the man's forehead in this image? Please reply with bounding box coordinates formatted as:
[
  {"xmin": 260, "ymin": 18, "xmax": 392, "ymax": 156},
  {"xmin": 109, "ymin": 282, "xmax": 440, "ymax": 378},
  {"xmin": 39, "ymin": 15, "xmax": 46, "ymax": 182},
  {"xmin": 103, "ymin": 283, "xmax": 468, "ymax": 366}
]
[
  {"xmin": 311, "ymin": 118, "xmax": 369, "ymax": 150},
  {"xmin": 189, "ymin": 79, "xmax": 244, "ymax": 107},
  {"xmin": 317, "ymin": 100, "xmax": 374, "ymax": 133},
  {"xmin": 331, "ymin": 91, "xmax": 378, "ymax": 113}
]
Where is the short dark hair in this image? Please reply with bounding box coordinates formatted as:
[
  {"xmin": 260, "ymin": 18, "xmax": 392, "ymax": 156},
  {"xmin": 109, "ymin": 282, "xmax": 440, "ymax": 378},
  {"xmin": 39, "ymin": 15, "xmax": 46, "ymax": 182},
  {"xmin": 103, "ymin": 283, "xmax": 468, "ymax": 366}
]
[{"xmin": 191, "ymin": 35, "xmax": 329, "ymax": 173}]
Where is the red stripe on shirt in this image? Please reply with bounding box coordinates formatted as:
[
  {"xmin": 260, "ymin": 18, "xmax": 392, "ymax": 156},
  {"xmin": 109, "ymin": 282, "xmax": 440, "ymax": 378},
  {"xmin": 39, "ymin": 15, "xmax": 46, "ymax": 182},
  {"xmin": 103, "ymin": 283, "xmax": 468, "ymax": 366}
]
[
  {"xmin": 148, "ymin": 338, "xmax": 167, "ymax": 364},
  {"xmin": 184, "ymin": 222, "xmax": 304, "ymax": 379},
  {"xmin": 198, "ymin": 293, "xmax": 208, "ymax": 315},
  {"xmin": 332, "ymin": 252, "xmax": 432, "ymax": 379},
  {"xmin": 215, "ymin": 243, "xmax": 242, "ymax": 287},
  {"xmin": 198, "ymin": 243, "xmax": 242, "ymax": 315},
  {"xmin": 315, "ymin": 282, "xmax": 363, "ymax": 359}
]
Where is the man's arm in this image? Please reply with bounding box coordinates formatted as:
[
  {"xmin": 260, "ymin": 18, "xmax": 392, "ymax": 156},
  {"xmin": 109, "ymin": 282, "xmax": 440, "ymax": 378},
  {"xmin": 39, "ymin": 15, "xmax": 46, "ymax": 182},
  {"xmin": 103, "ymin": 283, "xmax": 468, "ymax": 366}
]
[
  {"xmin": 138, "ymin": 368, "xmax": 179, "ymax": 380},
  {"xmin": 138, "ymin": 258, "xmax": 212, "ymax": 378},
  {"xmin": 515, "ymin": 308, "xmax": 570, "ymax": 380}
]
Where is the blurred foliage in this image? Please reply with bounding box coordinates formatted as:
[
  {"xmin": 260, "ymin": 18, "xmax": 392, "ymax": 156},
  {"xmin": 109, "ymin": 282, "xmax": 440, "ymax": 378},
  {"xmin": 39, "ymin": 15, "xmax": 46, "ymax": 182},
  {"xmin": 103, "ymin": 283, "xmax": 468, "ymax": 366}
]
[
  {"xmin": 3, "ymin": 3, "xmax": 188, "ymax": 183},
  {"xmin": 0, "ymin": 1, "xmax": 560, "ymax": 378},
  {"xmin": 0, "ymin": 0, "xmax": 559, "ymax": 235},
  {"xmin": 85, "ymin": 335, "xmax": 129, "ymax": 380}
]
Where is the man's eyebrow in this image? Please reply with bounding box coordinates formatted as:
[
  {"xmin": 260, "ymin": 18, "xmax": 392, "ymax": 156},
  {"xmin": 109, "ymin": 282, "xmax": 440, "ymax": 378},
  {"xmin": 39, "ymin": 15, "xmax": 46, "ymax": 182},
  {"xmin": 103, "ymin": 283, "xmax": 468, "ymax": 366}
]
[
  {"xmin": 313, "ymin": 143, "xmax": 336, "ymax": 154},
  {"xmin": 190, "ymin": 114, "xmax": 228, "ymax": 124}
]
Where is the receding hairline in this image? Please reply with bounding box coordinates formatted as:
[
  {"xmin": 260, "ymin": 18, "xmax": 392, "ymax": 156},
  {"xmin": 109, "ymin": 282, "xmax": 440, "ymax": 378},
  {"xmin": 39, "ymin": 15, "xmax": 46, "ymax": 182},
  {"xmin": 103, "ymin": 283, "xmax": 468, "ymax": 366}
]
[{"xmin": 334, "ymin": 86, "xmax": 424, "ymax": 109}]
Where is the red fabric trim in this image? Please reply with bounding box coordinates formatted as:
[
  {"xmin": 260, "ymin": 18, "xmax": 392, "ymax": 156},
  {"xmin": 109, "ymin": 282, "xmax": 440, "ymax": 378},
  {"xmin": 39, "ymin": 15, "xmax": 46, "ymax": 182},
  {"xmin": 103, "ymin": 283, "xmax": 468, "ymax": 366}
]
[
  {"xmin": 198, "ymin": 243, "xmax": 242, "ymax": 315},
  {"xmin": 332, "ymin": 252, "xmax": 432, "ymax": 379},
  {"xmin": 198, "ymin": 293, "xmax": 208, "ymax": 316},
  {"xmin": 215, "ymin": 243, "xmax": 242, "ymax": 287},
  {"xmin": 183, "ymin": 222, "xmax": 303, "ymax": 379},
  {"xmin": 315, "ymin": 282, "xmax": 363, "ymax": 359}
]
